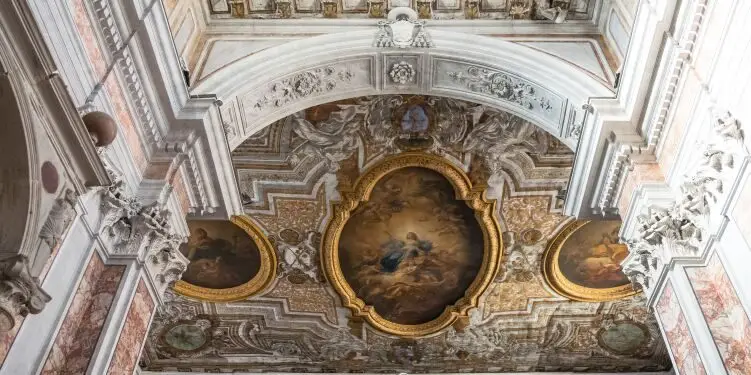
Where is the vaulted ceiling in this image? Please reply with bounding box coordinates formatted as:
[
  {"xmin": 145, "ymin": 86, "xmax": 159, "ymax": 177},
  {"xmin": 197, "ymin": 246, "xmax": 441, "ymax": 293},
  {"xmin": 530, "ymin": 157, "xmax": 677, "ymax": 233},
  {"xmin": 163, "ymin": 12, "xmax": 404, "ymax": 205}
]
[{"xmin": 140, "ymin": 96, "xmax": 669, "ymax": 373}]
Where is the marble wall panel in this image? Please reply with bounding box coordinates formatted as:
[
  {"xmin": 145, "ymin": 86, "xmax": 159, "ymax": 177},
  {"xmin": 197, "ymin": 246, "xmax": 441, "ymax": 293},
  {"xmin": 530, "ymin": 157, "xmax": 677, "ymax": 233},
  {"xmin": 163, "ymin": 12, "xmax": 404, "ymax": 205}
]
[
  {"xmin": 655, "ymin": 281, "xmax": 707, "ymax": 375},
  {"xmin": 70, "ymin": 0, "xmax": 148, "ymax": 171},
  {"xmin": 41, "ymin": 253, "xmax": 125, "ymax": 374},
  {"xmin": 686, "ymin": 253, "xmax": 751, "ymax": 375},
  {"xmin": 108, "ymin": 279, "xmax": 155, "ymax": 374}
]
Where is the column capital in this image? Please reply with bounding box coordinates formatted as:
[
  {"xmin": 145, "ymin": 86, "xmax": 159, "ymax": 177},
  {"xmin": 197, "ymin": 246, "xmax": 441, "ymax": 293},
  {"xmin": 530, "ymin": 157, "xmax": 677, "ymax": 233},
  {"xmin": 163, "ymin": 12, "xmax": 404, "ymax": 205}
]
[{"xmin": 0, "ymin": 255, "xmax": 51, "ymax": 332}]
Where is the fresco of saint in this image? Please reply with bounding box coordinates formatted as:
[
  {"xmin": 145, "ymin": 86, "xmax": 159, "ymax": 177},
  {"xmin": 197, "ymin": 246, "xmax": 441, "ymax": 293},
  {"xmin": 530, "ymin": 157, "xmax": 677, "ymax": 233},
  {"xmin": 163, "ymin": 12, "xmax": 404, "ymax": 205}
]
[
  {"xmin": 558, "ymin": 221, "xmax": 631, "ymax": 289},
  {"xmin": 180, "ymin": 221, "xmax": 261, "ymax": 289}
]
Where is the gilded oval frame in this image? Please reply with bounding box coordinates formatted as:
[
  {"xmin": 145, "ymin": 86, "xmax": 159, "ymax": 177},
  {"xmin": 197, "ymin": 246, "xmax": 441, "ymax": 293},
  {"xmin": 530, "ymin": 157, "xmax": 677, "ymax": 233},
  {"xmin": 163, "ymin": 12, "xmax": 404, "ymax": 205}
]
[
  {"xmin": 173, "ymin": 215, "xmax": 277, "ymax": 302},
  {"xmin": 321, "ymin": 153, "xmax": 502, "ymax": 337},
  {"xmin": 542, "ymin": 220, "xmax": 637, "ymax": 302}
]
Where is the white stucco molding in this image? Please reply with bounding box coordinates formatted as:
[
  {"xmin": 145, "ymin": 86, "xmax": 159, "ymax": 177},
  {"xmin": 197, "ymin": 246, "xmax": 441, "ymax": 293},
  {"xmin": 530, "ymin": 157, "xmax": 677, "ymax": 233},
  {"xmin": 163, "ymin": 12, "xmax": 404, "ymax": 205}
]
[
  {"xmin": 191, "ymin": 29, "xmax": 613, "ymax": 148},
  {"xmin": 575, "ymin": 0, "xmax": 708, "ymax": 218}
]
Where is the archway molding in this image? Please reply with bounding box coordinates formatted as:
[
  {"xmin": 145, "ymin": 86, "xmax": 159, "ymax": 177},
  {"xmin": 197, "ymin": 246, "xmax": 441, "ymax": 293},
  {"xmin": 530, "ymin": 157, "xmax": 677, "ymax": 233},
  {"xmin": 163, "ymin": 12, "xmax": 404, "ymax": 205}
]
[
  {"xmin": 0, "ymin": 56, "xmax": 38, "ymax": 261},
  {"xmin": 192, "ymin": 30, "xmax": 614, "ymax": 151}
]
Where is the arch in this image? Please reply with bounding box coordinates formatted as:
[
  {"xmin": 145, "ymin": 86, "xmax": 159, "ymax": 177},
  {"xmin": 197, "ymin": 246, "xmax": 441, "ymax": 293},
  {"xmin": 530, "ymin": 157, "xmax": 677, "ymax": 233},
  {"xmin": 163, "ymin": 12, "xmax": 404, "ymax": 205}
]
[
  {"xmin": 192, "ymin": 30, "xmax": 614, "ymax": 150},
  {"xmin": 0, "ymin": 59, "xmax": 37, "ymax": 260}
]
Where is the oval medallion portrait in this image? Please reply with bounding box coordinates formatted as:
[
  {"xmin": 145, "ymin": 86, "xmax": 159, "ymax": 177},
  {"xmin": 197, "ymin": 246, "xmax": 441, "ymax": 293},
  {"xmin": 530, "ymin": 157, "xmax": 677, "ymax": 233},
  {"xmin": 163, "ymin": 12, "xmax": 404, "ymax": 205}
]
[
  {"xmin": 542, "ymin": 220, "xmax": 637, "ymax": 302},
  {"xmin": 322, "ymin": 153, "xmax": 501, "ymax": 336},
  {"xmin": 173, "ymin": 216, "xmax": 276, "ymax": 302}
]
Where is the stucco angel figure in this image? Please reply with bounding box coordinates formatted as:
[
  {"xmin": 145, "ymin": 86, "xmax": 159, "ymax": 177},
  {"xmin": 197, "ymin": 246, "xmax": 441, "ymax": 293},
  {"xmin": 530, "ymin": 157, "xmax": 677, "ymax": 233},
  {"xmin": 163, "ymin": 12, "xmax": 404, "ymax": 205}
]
[{"xmin": 290, "ymin": 106, "xmax": 361, "ymax": 171}]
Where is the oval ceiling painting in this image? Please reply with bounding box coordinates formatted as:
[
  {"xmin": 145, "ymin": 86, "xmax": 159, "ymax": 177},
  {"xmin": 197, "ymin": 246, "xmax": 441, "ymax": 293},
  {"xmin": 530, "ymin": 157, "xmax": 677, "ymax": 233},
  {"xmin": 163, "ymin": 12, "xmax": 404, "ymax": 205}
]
[
  {"xmin": 322, "ymin": 153, "xmax": 501, "ymax": 336},
  {"xmin": 542, "ymin": 220, "xmax": 637, "ymax": 302},
  {"xmin": 173, "ymin": 216, "xmax": 276, "ymax": 302}
]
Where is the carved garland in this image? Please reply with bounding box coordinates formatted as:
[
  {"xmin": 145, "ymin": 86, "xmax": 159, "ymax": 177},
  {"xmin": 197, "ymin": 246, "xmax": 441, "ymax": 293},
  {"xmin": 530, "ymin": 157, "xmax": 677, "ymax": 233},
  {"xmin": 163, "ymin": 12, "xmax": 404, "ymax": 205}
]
[
  {"xmin": 321, "ymin": 153, "xmax": 502, "ymax": 337},
  {"xmin": 173, "ymin": 215, "xmax": 277, "ymax": 302}
]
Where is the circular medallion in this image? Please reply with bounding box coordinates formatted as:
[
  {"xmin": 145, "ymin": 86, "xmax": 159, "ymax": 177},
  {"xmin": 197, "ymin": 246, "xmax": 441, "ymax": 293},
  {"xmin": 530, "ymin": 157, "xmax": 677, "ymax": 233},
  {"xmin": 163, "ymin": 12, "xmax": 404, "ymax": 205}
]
[
  {"xmin": 520, "ymin": 228, "xmax": 543, "ymax": 245},
  {"xmin": 164, "ymin": 324, "xmax": 207, "ymax": 351},
  {"xmin": 598, "ymin": 321, "xmax": 649, "ymax": 355},
  {"xmin": 279, "ymin": 228, "xmax": 302, "ymax": 245},
  {"xmin": 41, "ymin": 161, "xmax": 59, "ymax": 194}
]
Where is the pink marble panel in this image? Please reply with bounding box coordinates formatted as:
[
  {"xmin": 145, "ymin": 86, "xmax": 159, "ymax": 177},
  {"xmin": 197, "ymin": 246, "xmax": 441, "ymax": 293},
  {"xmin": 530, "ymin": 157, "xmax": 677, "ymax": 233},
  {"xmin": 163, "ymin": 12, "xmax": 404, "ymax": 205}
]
[
  {"xmin": 71, "ymin": 0, "xmax": 148, "ymax": 171},
  {"xmin": 686, "ymin": 253, "xmax": 751, "ymax": 374},
  {"xmin": 107, "ymin": 279, "xmax": 155, "ymax": 375},
  {"xmin": 656, "ymin": 281, "xmax": 707, "ymax": 375},
  {"xmin": 0, "ymin": 318, "xmax": 23, "ymax": 366},
  {"xmin": 0, "ymin": 217, "xmax": 78, "ymax": 366},
  {"xmin": 41, "ymin": 253, "xmax": 125, "ymax": 374}
]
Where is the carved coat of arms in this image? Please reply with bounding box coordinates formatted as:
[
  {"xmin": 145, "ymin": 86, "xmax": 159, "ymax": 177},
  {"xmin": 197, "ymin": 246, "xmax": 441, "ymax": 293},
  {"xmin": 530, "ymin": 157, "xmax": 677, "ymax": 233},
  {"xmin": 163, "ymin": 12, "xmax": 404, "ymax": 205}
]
[{"xmin": 374, "ymin": 7, "xmax": 434, "ymax": 48}]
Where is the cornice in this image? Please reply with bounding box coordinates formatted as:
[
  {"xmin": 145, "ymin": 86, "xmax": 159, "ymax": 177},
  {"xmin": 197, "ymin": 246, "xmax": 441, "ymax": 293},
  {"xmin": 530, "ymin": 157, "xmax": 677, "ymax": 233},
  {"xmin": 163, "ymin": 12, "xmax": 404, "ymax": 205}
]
[
  {"xmin": 565, "ymin": 0, "xmax": 706, "ymax": 216},
  {"xmin": 583, "ymin": 0, "xmax": 708, "ymax": 217}
]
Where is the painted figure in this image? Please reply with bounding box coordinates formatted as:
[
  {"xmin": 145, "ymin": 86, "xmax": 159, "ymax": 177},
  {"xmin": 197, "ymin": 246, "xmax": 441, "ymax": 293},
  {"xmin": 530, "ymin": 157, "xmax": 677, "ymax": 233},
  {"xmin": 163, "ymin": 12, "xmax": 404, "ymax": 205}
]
[
  {"xmin": 379, "ymin": 232, "xmax": 433, "ymax": 273},
  {"xmin": 401, "ymin": 105, "xmax": 429, "ymax": 133}
]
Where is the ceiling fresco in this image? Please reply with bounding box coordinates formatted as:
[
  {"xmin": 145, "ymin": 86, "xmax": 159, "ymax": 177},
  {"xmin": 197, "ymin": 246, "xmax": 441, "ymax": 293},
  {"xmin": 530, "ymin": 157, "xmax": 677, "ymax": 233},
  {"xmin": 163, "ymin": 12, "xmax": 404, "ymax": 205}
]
[
  {"xmin": 140, "ymin": 95, "xmax": 670, "ymax": 372},
  {"xmin": 207, "ymin": 0, "xmax": 597, "ymax": 21},
  {"xmin": 339, "ymin": 167, "xmax": 485, "ymax": 325}
]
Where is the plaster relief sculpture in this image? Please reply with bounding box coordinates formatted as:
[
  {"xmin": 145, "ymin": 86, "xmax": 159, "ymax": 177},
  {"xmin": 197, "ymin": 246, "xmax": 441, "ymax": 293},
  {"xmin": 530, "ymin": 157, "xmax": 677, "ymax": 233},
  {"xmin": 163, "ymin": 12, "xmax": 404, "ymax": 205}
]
[
  {"xmin": 39, "ymin": 189, "xmax": 78, "ymax": 248},
  {"xmin": 448, "ymin": 66, "xmax": 553, "ymax": 113},
  {"xmin": 622, "ymin": 113, "xmax": 746, "ymax": 301},
  {"xmin": 389, "ymin": 61, "xmax": 417, "ymax": 85},
  {"xmin": 253, "ymin": 67, "xmax": 355, "ymax": 112},
  {"xmin": 374, "ymin": 8, "xmax": 434, "ymax": 48}
]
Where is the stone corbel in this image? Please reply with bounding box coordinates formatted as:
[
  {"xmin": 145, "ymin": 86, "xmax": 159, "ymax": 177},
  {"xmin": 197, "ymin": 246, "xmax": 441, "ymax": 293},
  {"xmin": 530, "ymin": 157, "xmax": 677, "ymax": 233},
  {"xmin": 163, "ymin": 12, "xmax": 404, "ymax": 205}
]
[
  {"xmin": 464, "ymin": 0, "xmax": 480, "ymax": 19},
  {"xmin": 275, "ymin": 0, "xmax": 293, "ymax": 18},
  {"xmin": 321, "ymin": 0, "xmax": 339, "ymax": 18},
  {"xmin": 0, "ymin": 255, "xmax": 51, "ymax": 332},
  {"xmin": 367, "ymin": 0, "xmax": 386, "ymax": 18},
  {"xmin": 39, "ymin": 189, "xmax": 78, "ymax": 249}
]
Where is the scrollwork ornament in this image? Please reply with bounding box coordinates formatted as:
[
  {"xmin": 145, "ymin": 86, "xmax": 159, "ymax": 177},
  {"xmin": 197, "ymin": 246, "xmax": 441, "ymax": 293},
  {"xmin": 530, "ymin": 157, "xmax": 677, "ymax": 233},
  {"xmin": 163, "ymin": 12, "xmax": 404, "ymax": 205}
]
[
  {"xmin": 253, "ymin": 67, "xmax": 354, "ymax": 112},
  {"xmin": 448, "ymin": 67, "xmax": 553, "ymax": 113}
]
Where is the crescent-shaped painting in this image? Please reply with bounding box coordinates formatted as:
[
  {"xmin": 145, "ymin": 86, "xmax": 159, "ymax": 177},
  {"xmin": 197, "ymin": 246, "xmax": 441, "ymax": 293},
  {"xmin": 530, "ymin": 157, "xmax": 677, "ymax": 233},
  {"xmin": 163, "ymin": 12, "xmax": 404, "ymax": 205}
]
[
  {"xmin": 173, "ymin": 216, "xmax": 276, "ymax": 302},
  {"xmin": 322, "ymin": 153, "xmax": 501, "ymax": 336},
  {"xmin": 542, "ymin": 220, "xmax": 637, "ymax": 302}
]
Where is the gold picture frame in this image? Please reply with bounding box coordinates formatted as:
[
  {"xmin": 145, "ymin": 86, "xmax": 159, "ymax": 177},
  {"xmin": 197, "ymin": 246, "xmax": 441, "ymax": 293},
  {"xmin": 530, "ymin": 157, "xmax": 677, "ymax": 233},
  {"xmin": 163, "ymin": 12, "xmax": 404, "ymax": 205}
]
[
  {"xmin": 173, "ymin": 215, "xmax": 277, "ymax": 302},
  {"xmin": 542, "ymin": 220, "xmax": 638, "ymax": 302},
  {"xmin": 321, "ymin": 153, "xmax": 502, "ymax": 337}
]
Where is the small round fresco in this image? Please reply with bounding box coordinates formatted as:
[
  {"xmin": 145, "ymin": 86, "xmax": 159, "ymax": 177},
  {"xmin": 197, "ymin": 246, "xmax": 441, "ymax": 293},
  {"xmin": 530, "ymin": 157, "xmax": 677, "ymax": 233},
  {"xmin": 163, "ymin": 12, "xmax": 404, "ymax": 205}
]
[
  {"xmin": 164, "ymin": 323, "xmax": 207, "ymax": 352},
  {"xmin": 598, "ymin": 321, "xmax": 650, "ymax": 355},
  {"xmin": 542, "ymin": 220, "xmax": 637, "ymax": 302}
]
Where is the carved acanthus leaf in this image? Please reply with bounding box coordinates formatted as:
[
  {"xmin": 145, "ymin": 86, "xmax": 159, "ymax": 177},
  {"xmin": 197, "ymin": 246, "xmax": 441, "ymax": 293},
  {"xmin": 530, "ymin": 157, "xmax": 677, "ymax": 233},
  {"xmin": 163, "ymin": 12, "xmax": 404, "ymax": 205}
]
[{"xmin": 0, "ymin": 255, "xmax": 51, "ymax": 332}]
